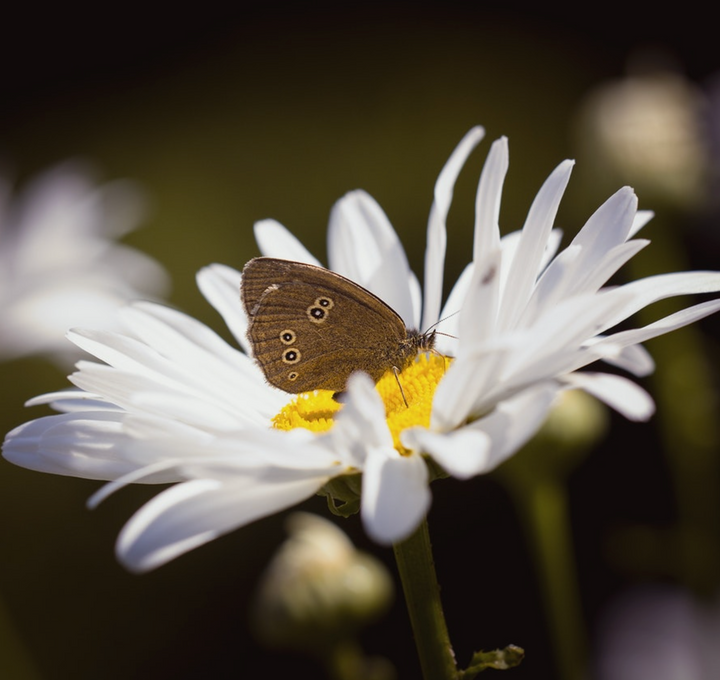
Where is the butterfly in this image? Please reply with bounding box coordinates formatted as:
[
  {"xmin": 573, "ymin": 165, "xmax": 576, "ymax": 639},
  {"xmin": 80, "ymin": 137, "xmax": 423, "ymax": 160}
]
[{"xmin": 241, "ymin": 257, "xmax": 436, "ymax": 394}]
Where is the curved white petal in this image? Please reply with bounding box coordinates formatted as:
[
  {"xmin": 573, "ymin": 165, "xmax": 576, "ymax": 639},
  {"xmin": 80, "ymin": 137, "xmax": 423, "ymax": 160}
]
[
  {"xmin": 196, "ymin": 264, "xmax": 250, "ymax": 354},
  {"xmin": 26, "ymin": 389, "xmax": 119, "ymax": 413},
  {"xmin": 600, "ymin": 343, "xmax": 655, "ymax": 377},
  {"xmin": 330, "ymin": 372, "xmax": 395, "ymax": 467},
  {"xmin": 561, "ymin": 372, "xmax": 655, "ymax": 421},
  {"xmin": 117, "ymin": 473, "xmax": 329, "ymax": 572},
  {"xmin": 2, "ymin": 411, "xmax": 175, "ymax": 481},
  {"xmin": 600, "ymin": 272, "xmax": 720, "ymax": 332},
  {"xmin": 498, "ymin": 159, "xmax": 574, "ymax": 332},
  {"xmin": 431, "ymin": 344, "xmax": 511, "ymax": 431},
  {"xmin": 435, "ymin": 261, "xmax": 473, "ymax": 354},
  {"xmin": 574, "ymin": 239, "xmax": 650, "ymax": 297},
  {"xmin": 474, "ymin": 384, "xmax": 559, "ymax": 471},
  {"xmin": 569, "ymin": 187, "xmax": 638, "ymax": 259},
  {"xmin": 327, "ymin": 190, "xmax": 416, "ymax": 326},
  {"xmin": 423, "ymin": 126, "xmax": 485, "ymax": 330},
  {"xmin": 122, "ymin": 302, "xmax": 258, "ymax": 380},
  {"xmin": 600, "ymin": 299, "xmax": 720, "ymax": 349},
  {"xmin": 472, "ymin": 136, "xmax": 508, "ymax": 263},
  {"xmin": 68, "ymin": 303, "xmax": 284, "ymax": 426},
  {"xmin": 458, "ymin": 249, "xmax": 502, "ymax": 347},
  {"xmin": 628, "ymin": 209, "xmax": 654, "ymax": 237},
  {"xmin": 361, "ymin": 449, "xmax": 430, "ymax": 545},
  {"xmin": 253, "ymin": 219, "xmax": 321, "ymax": 264},
  {"xmin": 402, "ymin": 426, "xmax": 491, "ymax": 479}
]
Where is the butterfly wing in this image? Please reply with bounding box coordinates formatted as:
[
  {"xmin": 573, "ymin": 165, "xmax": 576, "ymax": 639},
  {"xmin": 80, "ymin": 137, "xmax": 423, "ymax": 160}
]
[{"xmin": 241, "ymin": 257, "xmax": 408, "ymax": 392}]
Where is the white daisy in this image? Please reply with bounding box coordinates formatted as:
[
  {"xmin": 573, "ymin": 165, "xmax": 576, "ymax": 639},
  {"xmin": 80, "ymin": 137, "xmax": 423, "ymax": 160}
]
[
  {"xmin": 0, "ymin": 161, "xmax": 169, "ymax": 365},
  {"xmin": 4, "ymin": 127, "xmax": 720, "ymax": 573}
]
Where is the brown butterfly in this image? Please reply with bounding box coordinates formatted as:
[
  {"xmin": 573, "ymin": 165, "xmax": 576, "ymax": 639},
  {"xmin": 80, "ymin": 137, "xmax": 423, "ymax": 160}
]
[{"xmin": 241, "ymin": 257, "xmax": 436, "ymax": 394}]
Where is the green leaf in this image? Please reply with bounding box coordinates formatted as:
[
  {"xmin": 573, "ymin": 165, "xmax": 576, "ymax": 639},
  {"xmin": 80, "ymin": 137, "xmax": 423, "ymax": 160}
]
[
  {"xmin": 320, "ymin": 474, "xmax": 362, "ymax": 517},
  {"xmin": 325, "ymin": 494, "xmax": 361, "ymax": 518}
]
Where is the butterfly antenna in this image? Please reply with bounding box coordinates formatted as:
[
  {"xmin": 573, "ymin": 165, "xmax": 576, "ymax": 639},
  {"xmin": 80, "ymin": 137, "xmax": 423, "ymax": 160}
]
[
  {"xmin": 392, "ymin": 366, "xmax": 409, "ymax": 408},
  {"xmin": 424, "ymin": 310, "xmax": 459, "ymax": 333}
]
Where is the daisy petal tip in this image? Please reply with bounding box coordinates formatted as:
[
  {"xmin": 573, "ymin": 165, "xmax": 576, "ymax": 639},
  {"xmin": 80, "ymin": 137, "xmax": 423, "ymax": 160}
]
[
  {"xmin": 363, "ymin": 501, "xmax": 428, "ymax": 547},
  {"xmin": 361, "ymin": 452, "xmax": 430, "ymax": 546}
]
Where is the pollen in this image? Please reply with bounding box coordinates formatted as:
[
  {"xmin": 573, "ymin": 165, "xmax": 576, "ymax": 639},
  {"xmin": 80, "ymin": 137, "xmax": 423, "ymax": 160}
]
[{"xmin": 272, "ymin": 353, "xmax": 448, "ymax": 454}]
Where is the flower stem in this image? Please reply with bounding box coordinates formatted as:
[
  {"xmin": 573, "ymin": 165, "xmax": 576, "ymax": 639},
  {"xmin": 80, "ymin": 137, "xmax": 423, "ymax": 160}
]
[
  {"xmin": 393, "ymin": 519, "xmax": 457, "ymax": 680},
  {"xmin": 513, "ymin": 476, "xmax": 587, "ymax": 680}
]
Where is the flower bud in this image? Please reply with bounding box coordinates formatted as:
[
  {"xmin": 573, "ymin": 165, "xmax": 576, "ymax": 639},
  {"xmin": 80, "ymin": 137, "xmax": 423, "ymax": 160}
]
[{"xmin": 252, "ymin": 513, "xmax": 393, "ymax": 651}]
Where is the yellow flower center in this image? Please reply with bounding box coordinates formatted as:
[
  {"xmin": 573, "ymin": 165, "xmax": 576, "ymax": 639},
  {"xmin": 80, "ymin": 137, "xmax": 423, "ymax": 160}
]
[{"xmin": 272, "ymin": 353, "xmax": 448, "ymax": 454}]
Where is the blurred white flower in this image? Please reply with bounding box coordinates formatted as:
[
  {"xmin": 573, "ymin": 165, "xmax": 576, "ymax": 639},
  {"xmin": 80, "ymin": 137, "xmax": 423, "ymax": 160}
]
[
  {"xmin": 0, "ymin": 161, "xmax": 169, "ymax": 365},
  {"xmin": 4, "ymin": 127, "xmax": 720, "ymax": 572},
  {"xmin": 252, "ymin": 512, "xmax": 393, "ymax": 649},
  {"xmin": 595, "ymin": 586, "xmax": 720, "ymax": 680},
  {"xmin": 575, "ymin": 63, "xmax": 709, "ymax": 207}
]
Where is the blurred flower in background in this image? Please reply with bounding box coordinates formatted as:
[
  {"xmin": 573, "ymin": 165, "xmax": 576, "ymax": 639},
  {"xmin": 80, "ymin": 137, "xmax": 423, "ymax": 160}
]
[
  {"xmin": 575, "ymin": 54, "xmax": 709, "ymax": 209},
  {"xmin": 0, "ymin": 162, "xmax": 170, "ymax": 366},
  {"xmin": 595, "ymin": 585, "xmax": 720, "ymax": 680},
  {"xmin": 252, "ymin": 512, "xmax": 394, "ymax": 680}
]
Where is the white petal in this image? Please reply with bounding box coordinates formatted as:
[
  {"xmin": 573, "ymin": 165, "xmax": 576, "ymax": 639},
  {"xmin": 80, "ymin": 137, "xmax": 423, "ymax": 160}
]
[
  {"xmin": 361, "ymin": 450, "xmax": 430, "ymax": 545},
  {"xmin": 569, "ymin": 187, "xmax": 638, "ymax": 259},
  {"xmin": 2, "ymin": 412, "xmax": 168, "ymax": 480},
  {"xmin": 562, "ymin": 372, "xmax": 655, "ymax": 421},
  {"xmin": 330, "ymin": 373, "xmax": 395, "ymax": 466},
  {"xmin": 472, "ymin": 136, "xmax": 508, "ymax": 263},
  {"xmin": 541, "ymin": 228, "xmax": 564, "ymax": 269},
  {"xmin": 628, "ymin": 209, "xmax": 654, "ymax": 237},
  {"xmin": 435, "ymin": 262, "xmax": 473, "ymax": 354},
  {"xmin": 574, "ymin": 239, "xmax": 650, "ymax": 296},
  {"xmin": 431, "ymin": 344, "xmax": 511, "ymax": 431},
  {"xmin": 600, "ymin": 343, "xmax": 655, "ymax": 377},
  {"xmin": 498, "ymin": 291, "xmax": 633, "ymax": 387},
  {"xmin": 422, "ymin": 126, "xmax": 485, "ymax": 330},
  {"xmin": 498, "ymin": 159, "xmax": 574, "ymax": 332},
  {"xmin": 401, "ymin": 426, "xmax": 491, "ymax": 479},
  {"xmin": 117, "ymin": 473, "xmax": 330, "ymax": 572},
  {"xmin": 600, "ymin": 299, "xmax": 720, "ymax": 348},
  {"xmin": 70, "ymin": 304, "xmax": 283, "ymax": 424},
  {"xmin": 522, "ymin": 245, "xmax": 582, "ymax": 326},
  {"xmin": 253, "ymin": 219, "xmax": 321, "ymax": 264},
  {"xmin": 122, "ymin": 302, "xmax": 253, "ymax": 374},
  {"xmin": 497, "ymin": 228, "xmax": 563, "ymax": 298},
  {"xmin": 474, "ymin": 384, "xmax": 559, "ymax": 471},
  {"xmin": 26, "ymin": 389, "xmax": 119, "ymax": 413},
  {"xmin": 196, "ymin": 264, "xmax": 250, "ymax": 354},
  {"xmin": 600, "ymin": 272, "xmax": 720, "ymax": 332},
  {"xmin": 522, "ymin": 191, "xmax": 640, "ymax": 325},
  {"xmin": 458, "ymin": 249, "xmax": 502, "ymax": 347},
  {"xmin": 327, "ymin": 190, "xmax": 416, "ymax": 326}
]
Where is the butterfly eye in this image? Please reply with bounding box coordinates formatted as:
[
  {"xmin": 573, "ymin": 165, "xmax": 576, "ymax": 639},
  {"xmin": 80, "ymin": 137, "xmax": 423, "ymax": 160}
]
[
  {"xmin": 315, "ymin": 296, "xmax": 334, "ymax": 309},
  {"xmin": 282, "ymin": 349, "xmax": 301, "ymax": 364},
  {"xmin": 307, "ymin": 305, "xmax": 328, "ymax": 323},
  {"xmin": 280, "ymin": 330, "xmax": 296, "ymax": 345}
]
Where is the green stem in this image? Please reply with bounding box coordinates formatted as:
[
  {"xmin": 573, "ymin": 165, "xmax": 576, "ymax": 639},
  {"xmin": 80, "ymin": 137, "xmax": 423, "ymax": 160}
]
[
  {"xmin": 393, "ymin": 518, "xmax": 458, "ymax": 680},
  {"xmin": 515, "ymin": 477, "xmax": 586, "ymax": 680}
]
